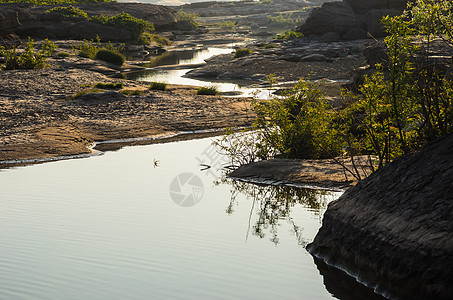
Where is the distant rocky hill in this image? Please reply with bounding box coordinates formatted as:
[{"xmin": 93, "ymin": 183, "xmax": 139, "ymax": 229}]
[
  {"xmin": 307, "ymin": 133, "xmax": 453, "ymax": 300},
  {"xmin": 0, "ymin": 3, "xmax": 181, "ymax": 42}
]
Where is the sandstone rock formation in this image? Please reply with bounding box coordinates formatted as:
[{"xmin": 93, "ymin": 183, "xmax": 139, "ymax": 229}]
[
  {"xmin": 307, "ymin": 134, "xmax": 453, "ymax": 300},
  {"xmin": 0, "ymin": 3, "xmax": 178, "ymax": 42},
  {"xmin": 297, "ymin": 0, "xmax": 408, "ymax": 40}
]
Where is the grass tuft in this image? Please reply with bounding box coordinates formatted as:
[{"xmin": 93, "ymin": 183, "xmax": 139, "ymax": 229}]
[
  {"xmin": 149, "ymin": 81, "xmax": 167, "ymax": 91},
  {"xmin": 196, "ymin": 85, "xmax": 219, "ymax": 95}
]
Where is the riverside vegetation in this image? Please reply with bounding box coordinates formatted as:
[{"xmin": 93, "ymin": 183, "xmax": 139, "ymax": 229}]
[{"xmin": 219, "ymin": 0, "xmax": 453, "ymax": 180}]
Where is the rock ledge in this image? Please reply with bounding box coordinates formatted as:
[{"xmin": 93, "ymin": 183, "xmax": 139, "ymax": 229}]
[{"xmin": 307, "ymin": 134, "xmax": 453, "ymax": 300}]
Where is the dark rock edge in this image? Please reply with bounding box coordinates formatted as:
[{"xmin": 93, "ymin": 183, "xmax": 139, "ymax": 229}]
[{"xmin": 307, "ymin": 133, "xmax": 453, "ymax": 300}]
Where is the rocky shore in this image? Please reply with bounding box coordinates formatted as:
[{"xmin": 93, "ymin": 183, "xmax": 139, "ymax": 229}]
[
  {"xmin": 0, "ymin": 54, "xmax": 253, "ymax": 166},
  {"xmin": 307, "ymin": 134, "xmax": 453, "ymax": 300}
]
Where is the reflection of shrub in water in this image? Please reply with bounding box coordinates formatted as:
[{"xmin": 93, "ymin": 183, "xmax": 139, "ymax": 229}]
[{"xmin": 217, "ymin": 177, "xmax": 331, "ymax": 246}]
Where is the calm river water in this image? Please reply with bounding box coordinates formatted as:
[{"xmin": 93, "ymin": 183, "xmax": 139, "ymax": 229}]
[{"xmin": 0, "ymin": 137, "xmax": 345, "ymax": 299}]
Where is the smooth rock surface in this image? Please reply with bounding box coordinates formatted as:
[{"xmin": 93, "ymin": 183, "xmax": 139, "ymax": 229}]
[{"xmin": 307, "ymin": 134, "xmax": 453, "ymax": 300}]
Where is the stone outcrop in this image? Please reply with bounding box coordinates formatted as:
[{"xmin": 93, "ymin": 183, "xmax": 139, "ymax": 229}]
[
  {"xmin": 0, "ymin": 8, "xmax": 21, "ymax": 42},
  {"xmin": 307, "ymin": 134, "xmax": 453, "ymax": 300},
  {"xmin": 0, "ymin": 3, "xmax": 178, "ymax": 42},
  {"xmin": 297, "ymin": 0, "xmax": 408, "ymax": 40}
]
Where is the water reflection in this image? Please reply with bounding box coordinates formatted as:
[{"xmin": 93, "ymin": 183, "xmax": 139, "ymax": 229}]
[
  {"xmin": 217, "ymin": 177, "xmax": 333, "ymax": 247},
  {"xmin": 313, "ymin": 257, "xmax": 388, "ymax": 300}
]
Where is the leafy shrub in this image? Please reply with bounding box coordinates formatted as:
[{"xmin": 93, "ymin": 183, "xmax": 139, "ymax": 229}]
[
  {"xmin": 46, "ymin": 5, "xmax": 88, "ymax": 18},
  {"xmin": 252, "ymin": 78, "xmax": 338, "ymax": 159},
  {"xmin": 149, "ymin": 81, "xmax": 167, "ymax": 91},
  {"xmin": 234, "ymin": 48, "xmax": 253, "ymax": 58},
  {"xmin": 215, "ymin": 21, "xmax": 236, "ymax": 30},
  {"xmin": 94, "ymin": 49, "xmax": 125, "ymax": 66},
  {"xmin": 177, "ymin": 10, "xmax": 199, "ymax": 28},
  {"xmin": 262, "ymin": 43, "xmax": 278, "ymax": 49},
  {"xmin": 3, "ymin": 38, "xmax": 48, "ymax": 70},
  {"xmin": 275, "ymin": 30, "xmax": 304, "ymax": 40},
  {"xmin": 138, "ymin": 32, "xmax": 171, "ymax": 46},
  {"xmin": 267, "ymin": 12, "xmax": 302, "ymax": 25},
  {"xmin": 196, "ymin": 85, "xmax": 219, "ymax": 95},
  {"xmin": 90, "ymin": 13, "xmax": 154, "ymax": 41},
  {"xmin": 94, "ymin": 82, "xmax": 124, "ymax": 89},
  {"xmin": 41, "ymin": 38, "xmax": 57, "ymax": 56},
  {"xmin": 120, "ymin": 89, "xmax": 143, "ymax": 95}
]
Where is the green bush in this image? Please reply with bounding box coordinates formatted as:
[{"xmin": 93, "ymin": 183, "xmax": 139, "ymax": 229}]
[
  {"xmin": 252, "ymin": 78, "xmax": 338, "ymax": 159},
  {"xmin": 215, "ymin": 21, "xmax": 236, "ymax": 31},
  {"xmin": 196, "ymin": 86, "xmax": 219, "ymax": 95},
  {"xmin": 234, "ymin": 48, "xmax": 253, "ymax": 58},
  {"xmin": 275, "ymin": 30, "xmax": 304, "ymax": 40},
  {"xmin": 177, "ymin": 10, "xmax": 199, "ymax": 28},
  {"xmin": 3, "ymin": 38, "xmax": 48, "ymax": 70},
  {"xmin": 120, "ymin": 89, "xmax": 143, "ymax": 95},
  {"xmin": 94, "ymin": 82, "xmax": 124, "ymax": 89},
  {"xmin": 138, "ymin": 32, "xmax": 171, "ymax": 46},
  {"xmin": 149, "ymin": 81, "xmax": 167, "ymax": 91},
  {"xmin": 90, "ymin": 13, "xmax": 154, "ymax": 41},
  {"xmin": 46, "ymin": 5, "xmax": 88, "ymax": 18},
  {"xmin": 94, "ymin": 49, "xmax": 125, "ymax": 66},
  {"xmin": 41, "ymin": 38, "xmax": 57, "ymax": 56},
  {"xmin": 262, "ymin": 43, "xmax": 278, "ymax": 49}
]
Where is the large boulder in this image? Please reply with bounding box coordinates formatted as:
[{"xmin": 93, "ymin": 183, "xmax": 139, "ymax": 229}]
[
  {"xmin": 298, "ymin": 1, "xmax": 364, "ymax": 36},
  {"xmin": 69, "ymin": 21, "xmax": 131, "ymax": 42},
  {"xmin": 365, "ymin": 8, "xmax": 403, "ymax": 37},
  {"xmin": 297, "ymin": 0, "xmax": 409, "ymax": 40},
  {"xmin": 307, "ymin": 133, "xmax": 453, "ymax": 300}
]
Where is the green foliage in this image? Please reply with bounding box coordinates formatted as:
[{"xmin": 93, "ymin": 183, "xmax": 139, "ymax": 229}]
[
  {"xmin": 215, "ymin": 0, "xmax": 453, "ymax": 176},
  {"xmin": 149, "ymin": 81, "xmax": 167, "ymax": 91},
  {"xmin": 2, "ymin": 38, "xmax": 48, "ymax": 70},
  {"xmin": 196, "ymin": 85, "xmax": 219, "ymax": 95},
  {"xmin": 138, "ymin": 32, "xmax": 171, "ymax": 46},
  {"xmin": 252, "ymin": 78, "xmax": 339, "ymax": 159},
  {"xmin": 262, "ymin": 43, "xmax": 278, "ymax": 49},
  {"xmin": 94, "ymin": 82, "xmax": 123, "ymax": 89},
  {"xmin": 338, "ymin": 3, "xmax": 453, "ymax": 169},
  {"xmin": 90, "ymin": 12, "xmax": 154, "ymax": 41},
  {"xmin": 234, "ymin": 47, "xmax": 253, "ymax": 58},
  {"xmin": 46, "ymin": 5, "xmax": 88, "ymax": 18},
  {"xmin": 0, "ymin": 0, "xmax": 112, "ymax": 4},
  {"xmin": 41, "ymin": 38, "xmax": 57, "ymax": 56},
  {"xmin": 72, "ymin": 37, "xmax": 125, "ymax": 59},
  {"xmin": 177, "ymin": 10, "xmax": 199, "ymax": 28},
  {"xmin": 275, "ymin": 30, "xmax": 304, "ymax": 40},
  {"xmin": 94, "ymin": 49, "xmax": 125, "ymax": 66},
  {"xmin": 120, "ymin": 89, "xmax": 143, "ymax": 95},
  {"xmin": 215, "ymin": 21, "xmax": 236, "ymax": 31},
  {"xmin": 267, "ymin": 12, "xmax": 302, "ymax": 26},
  {"xmin": 408, "ymin": 0, "xmax": 453, "ymax": 43}
]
